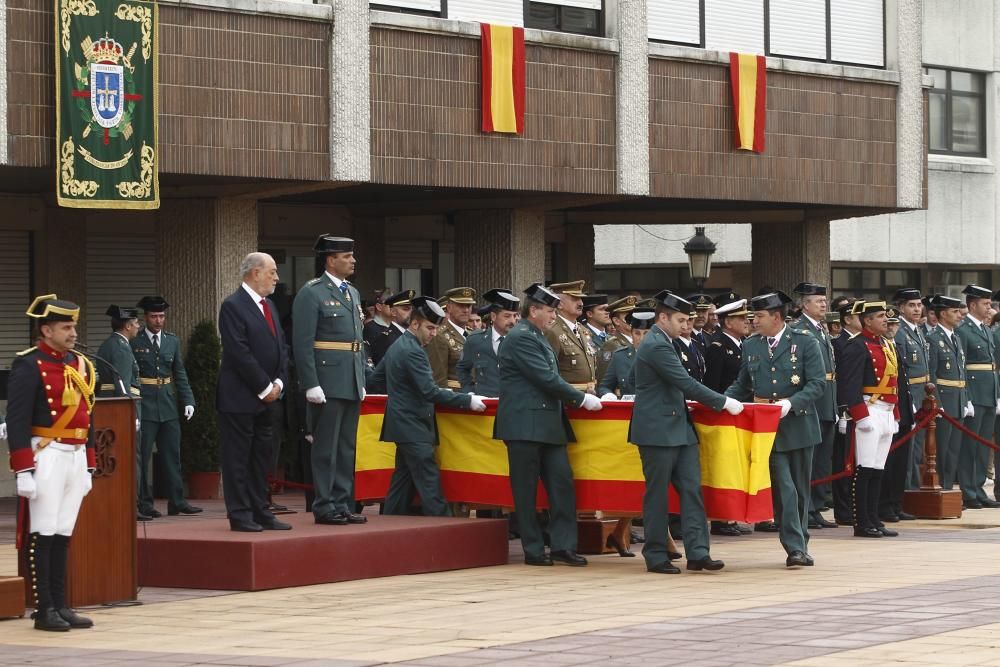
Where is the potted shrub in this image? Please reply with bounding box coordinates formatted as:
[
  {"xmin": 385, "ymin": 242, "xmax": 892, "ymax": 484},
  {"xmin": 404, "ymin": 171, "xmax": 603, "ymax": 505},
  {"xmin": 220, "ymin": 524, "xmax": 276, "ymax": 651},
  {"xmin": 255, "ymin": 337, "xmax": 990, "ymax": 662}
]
[{"xmin": 180, "ymin": 319, "xmax": 222, "ymax": 499}]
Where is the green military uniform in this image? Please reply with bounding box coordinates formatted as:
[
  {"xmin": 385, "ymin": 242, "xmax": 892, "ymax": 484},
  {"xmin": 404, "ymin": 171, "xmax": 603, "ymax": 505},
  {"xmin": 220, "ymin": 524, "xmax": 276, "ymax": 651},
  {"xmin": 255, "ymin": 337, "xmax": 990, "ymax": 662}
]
[
  {"xmin": 597, "ymin": 331, "xmax": 631, "ymax": 382},
  {"xmin": 494, "ymin": 310, "xmax": 587, "ymax": 562},
  {"xmin": 895, "ymin": 318, "xmax": 928, "ymax": 489},
  {"xmin": 955, "ymin": 308, "xmax": 999, "ymax": 505},
  {"xmin": 131, "ymin": 312, "xmax": 195, "ymax": 515},
  {"xmin": 456, "ymin": 327, "xmax": 501, "ymax": 397},
  {"xmin": 993, "ymin": 319, "xmax": 1000, "ymax": 502},
  {"xmin": 628, "ymin": 317, "xmax": 728, "ymax": 571},
  {"xmin": 544, "ymin": 315, "xmax": 597, "ymax": 392},
  {"xmin": 597, "ymin": 346, "xmax": 637, "ymax": 397},
  {"xmin": 292, "ymin": 263, "xmax": 367, "ymax": 521},
  {"xmin": 96, "ymin": 333, "xmax": 141, "ymax": 408},
  {"xmin": 426, "ymin": 287, "xmax": 476, "ymax": 388},
  {"xmin": 927, "ymin": 324, "xmax": 967, "ymax": 490},
  {"xmin": 726, "ymin": 317, "xmax": 826, "ymax": 558}
]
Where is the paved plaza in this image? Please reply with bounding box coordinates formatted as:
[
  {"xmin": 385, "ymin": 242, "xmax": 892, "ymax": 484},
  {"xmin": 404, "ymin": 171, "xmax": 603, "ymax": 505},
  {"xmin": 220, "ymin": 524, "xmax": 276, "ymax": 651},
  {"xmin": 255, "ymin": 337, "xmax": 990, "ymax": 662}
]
[{"xmin": 3, "ymin": 493, "xmax": 1000, "ymax": 667}]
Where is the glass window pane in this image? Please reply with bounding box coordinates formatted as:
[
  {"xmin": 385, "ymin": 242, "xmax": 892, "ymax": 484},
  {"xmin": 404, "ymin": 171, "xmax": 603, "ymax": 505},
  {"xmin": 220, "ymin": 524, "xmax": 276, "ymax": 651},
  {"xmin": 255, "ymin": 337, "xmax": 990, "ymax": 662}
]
[
  {"xmin": 884, "ymin": 269, "xmax": 907, "ymax": 286},
  {"xmin": 832, "ymin": 268, "xmax": 852, "ymax": 289},
  {"xmin": 929, "ymin": 92, "xmax": 947, "ymax": 151},
  {"xmin": 951, "ymin": 71, "xmax": 983, "ymax": 93},
  {"xmin": 527, "ymin": 3, "xmax": 559, "ymax": 30},
  {"xmin": 951, "ymin": 95, "xmax": 983, "ymax": 153},
  {"xmin": 961, "ymin": 271, "xmax": 981, "ymax": 284},
  {"xmin": 594, "ymin": 269, "xmax": 622, "ymax": 291},
  {"xmin": 862, "ymin": 269, "xmax": 880, "ymax": 289},
  {"xmin": 925, "ymin": 68, "xmax": 948, "ymax": 90},
  {"xmin": 561, "ymin": 8, "xmax": 600, "ymax": 35}
]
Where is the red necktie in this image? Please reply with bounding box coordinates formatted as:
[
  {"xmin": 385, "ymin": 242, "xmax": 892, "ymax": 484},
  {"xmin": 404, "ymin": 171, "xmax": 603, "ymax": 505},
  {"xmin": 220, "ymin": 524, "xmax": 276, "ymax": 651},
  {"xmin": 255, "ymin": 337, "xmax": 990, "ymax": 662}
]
[{"xmin": 261, "ymin": 299, "xmax": 276, "ymax": 336}]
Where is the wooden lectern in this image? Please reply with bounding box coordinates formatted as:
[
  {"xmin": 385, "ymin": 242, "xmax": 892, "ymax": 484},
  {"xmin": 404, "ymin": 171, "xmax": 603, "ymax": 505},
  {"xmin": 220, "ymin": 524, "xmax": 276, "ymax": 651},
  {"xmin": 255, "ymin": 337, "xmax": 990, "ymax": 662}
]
[
  {"xmin": 903, "ymin": 385, "xmax": 963, "ymax": 519},
  {"xmin": 19, "ymin": 397, "xmax": 139, "ymax": 607}
]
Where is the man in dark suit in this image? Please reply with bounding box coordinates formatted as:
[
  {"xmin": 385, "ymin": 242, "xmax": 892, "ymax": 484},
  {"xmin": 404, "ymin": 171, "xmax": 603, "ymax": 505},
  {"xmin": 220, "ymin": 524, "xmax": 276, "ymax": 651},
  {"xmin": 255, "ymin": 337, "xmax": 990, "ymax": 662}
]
[
  {"xmin": 217, "ymin": 252, "xmax": 291, "ymax": 532},
  {"xmin": 368, "ymin": 290, "xmax": 414, "ymax": 366}
]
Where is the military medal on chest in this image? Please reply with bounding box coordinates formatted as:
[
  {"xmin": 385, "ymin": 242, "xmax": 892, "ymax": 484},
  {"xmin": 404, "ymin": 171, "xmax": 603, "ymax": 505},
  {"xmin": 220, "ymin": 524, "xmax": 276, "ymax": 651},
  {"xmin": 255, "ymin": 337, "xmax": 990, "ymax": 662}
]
[
  {"xmin": 789, "ymin": 344, "xmax": 797, "ymax": 363},
  {"xmin": 790, "ymin": 374, "xmax": 801, "ymax": 385}
]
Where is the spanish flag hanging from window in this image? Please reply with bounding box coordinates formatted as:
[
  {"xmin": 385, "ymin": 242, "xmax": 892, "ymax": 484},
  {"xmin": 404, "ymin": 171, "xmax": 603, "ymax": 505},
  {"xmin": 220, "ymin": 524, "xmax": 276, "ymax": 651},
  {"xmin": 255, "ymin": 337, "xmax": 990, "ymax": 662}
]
[
  {"xmin": 729, "ymin": 52, "xmax": 767, "ymax": 152},
  {"xmin": 481, "ymin": 23, "xmax": 526, "ymax": 134}
]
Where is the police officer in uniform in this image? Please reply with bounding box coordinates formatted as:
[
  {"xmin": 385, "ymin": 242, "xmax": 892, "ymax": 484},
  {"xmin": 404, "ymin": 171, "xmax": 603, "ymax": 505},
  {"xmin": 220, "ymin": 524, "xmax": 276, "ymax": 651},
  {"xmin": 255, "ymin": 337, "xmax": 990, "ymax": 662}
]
[
  {"xmin": 426, "ymin": 287, "xmax": 477, "ymax": 388},
  {"xmin": 9, "ymin": 295, "xmax": 96, "ymax": 631},
  {"xmin": 726, "ymin": 292, "xmax": 826, "ymax": 567},
  {"xmin": 598, "ymin": 295, "xmax": 639, "ymax": 381},
  {"xmin": 704, "ymin": 297, "xmax": 748, "ymax": 393},
  {"xmin": 598, "ymin": 311, "xmax": 655, "ymax": 398},
  {"xmin": 132, "ymin": 296, "xmax": 199, "ymax": 518},
  {"xmin": 629, "ymin": 291, "xmax": 744, "ymax": 574},
  {"xmin": 457, "ymin": 289, "xmax": 520, "ymax": 397},
  {"xmin": 955, "ymin": 285, "xmax": 1000, "ymax": 508},
  {"xmin": 926, "ymin": 294, "xmax": 968, "ymax": 492},
  {"xmin": 688, "ymin": 294, "xmax": 713, "ymax": 353},
  {"xmin": 370, "ymin": 297, "xmax": 487, "ymax": 516},
  {"xmin": 544, "ymin": 281, "xmax": 598, "ymax": 393},
  {"xmin": 674, "ymin": 308, "xmax": 705, "ymax": 382},
  {"xmin": 292, "ymin": 235, "xmax": 368, "ymax": 525},
  {"xmin": 495, "ymin": 283, "xmax": 603, "ymax": 566},
  {"xmin": 581, "ymin": 294, "xmax": 610, "ymax": 356},
  {"xmin": 368, "ymin": 290, "xmax": 414, "ymax": 367},
  {"xmin": 830, "ymin": 300, "xmax": 863, "ymax": 525},
  {"xmin": 891, "ymin": 288, "xmax": 928, "ymax": 501}
]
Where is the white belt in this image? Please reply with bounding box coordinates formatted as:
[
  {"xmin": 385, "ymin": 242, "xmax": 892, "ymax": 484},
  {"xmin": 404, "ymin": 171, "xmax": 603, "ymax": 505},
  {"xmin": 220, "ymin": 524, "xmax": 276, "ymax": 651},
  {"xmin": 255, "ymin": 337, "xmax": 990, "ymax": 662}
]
[
  {"xmin": 863, "ymin": 397, "xmax": 894, "ymax": 411},
  {"xmin": 32, "ymin": 440, "xmax": 81, "ymax": 453}
]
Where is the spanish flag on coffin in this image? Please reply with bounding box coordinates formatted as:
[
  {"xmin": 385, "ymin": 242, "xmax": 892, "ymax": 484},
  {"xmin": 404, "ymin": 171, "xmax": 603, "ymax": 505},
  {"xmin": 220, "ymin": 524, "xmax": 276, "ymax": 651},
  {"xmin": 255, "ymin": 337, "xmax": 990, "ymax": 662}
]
[{"xmin": 355, "ymin": 398, "xmax": 778, "ymax": 524}]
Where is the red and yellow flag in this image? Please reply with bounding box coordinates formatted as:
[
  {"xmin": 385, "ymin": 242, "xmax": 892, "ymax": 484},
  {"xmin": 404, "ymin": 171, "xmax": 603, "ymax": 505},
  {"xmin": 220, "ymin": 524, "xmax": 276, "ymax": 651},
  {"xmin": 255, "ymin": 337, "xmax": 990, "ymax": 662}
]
[
  {"xmin": 480, "ymin": 23, "xmax": 526, "ymax": 134},
  {"xmin": 729, "ymin": 52, "xmax": 766, "ymax": 152},
  {"xmin": 356, "ymin": 397, "xmax": 778, "ymax": 523}
]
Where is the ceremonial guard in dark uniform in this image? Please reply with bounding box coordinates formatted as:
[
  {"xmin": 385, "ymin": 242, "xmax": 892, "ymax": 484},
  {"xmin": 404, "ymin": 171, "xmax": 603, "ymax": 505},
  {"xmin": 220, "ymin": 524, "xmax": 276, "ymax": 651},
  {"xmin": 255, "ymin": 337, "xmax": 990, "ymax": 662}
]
[
  {"xmin": 726, "ymin": 292, "xmax": 826, "ymax": 567},
  {"xmin": 368, "ymin": 290, "xmax": 414, "ymax": 367},
  {"xmin": 426, "ymin": 287, "xmax": 477, "ymax": 388},
  {"xmin": 688, "ymin": 293, "xmax": 713, "ymax": 353},
  {"xmin": 457, "ymin": 289, "xmax": 520, "ymax": 397},
  {"xmin": 369, "ymin": 297, "xmax": 487, "ymax": 516},
  {"xmin": 674, "ymin": 308, "xmax": 705, "ymax": 382},
  {"xmin": 598, "ymin": 311, "xmax": 655, "ymax": 398},
  {"xmin": 132, "ymin": 296, "xmax": 199, "ymax": 518},
  {"xmin": 629, "ymin": 291, "xmax": 743, "ymax": 574},
  {"xmin": 888, "ymin": 288, "xmax": 928, "ymax": 510},
  {"xmin": 581, "ymin": 293, "xmax": 610, "ymax": 358},
  {"xmin": 495, "ymin": 284, "xmax": 603, "ymax": 566},
  {"xmin": 544, "ymin": 281, "xmax": 598, "ymax": 393},
  {"xmin": 361, "ymin": 288, "xmax": 392, "ymax": 355},
  {"xmin": 10, "ymin": 295, "xmax": 96, "ymax": 631},
  {"xmin": 926, "ymin": 295, "xmax": 968, "ymax": 492},
  {"xmin": 830, "ymin": 300, "xmax": 862, "ymax": 525},
  {"xmin": 955, "ymin": 285, "xmax": 1000, "ymax": 508},
  {"xmin": 837, "ymin": 301, "xmax": 902, "ymax": 538},
  {"xmin": 292, "ymin": 235, "xmax": 368, "ymax": 525}
]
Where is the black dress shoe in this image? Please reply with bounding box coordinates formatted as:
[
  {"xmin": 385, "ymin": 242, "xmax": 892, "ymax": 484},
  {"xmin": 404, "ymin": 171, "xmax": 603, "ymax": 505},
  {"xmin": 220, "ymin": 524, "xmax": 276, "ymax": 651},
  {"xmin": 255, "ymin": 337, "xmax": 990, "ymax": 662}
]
[
  {"xmin": 148, "ymin": 509, "xmax": 162, "ymax": 518},
  {"xmin": 57, "ymin": 607, "xmax": 93, "ymax": 628},
  {"xmin": 606, "ymin": 534, "xmax": 635, "ymax": 558},
  {"xmin": 32, "ymin": 608, "xmax": 70, "ymax": 632},
  {"xmin": 736, "ymin": 523, "xmax": 753, "ymax": 535},
  {"xmin": 524, "ymin": 554, "xmax": 553, "ymax": 566},
  {"xmin": 963, "ymin": 501, "xmax": 983, "ymax": 510},
  {"xmin": 853, "ymin": 527, "xmax": 882, "ymax": 538},
  {"xmin": 630, "ymin": 529, "xmax": 645, "ymax": 544},
  {"xmin": 168, "ymin": 505, "xmax": 203, "ymax": 516},
  {"xmin": 814, "ymin": 515, "xmax": 837, "ymax": 528},
  {"xmin": 877, "ymin": 526, "xmax": 898, "ymax": 537},
  {"xmin": 344, "ymin": 511, "xmax": 368, "ymax": 524},
  {"xmin": 897, "ymin": 511, "xmax": 916, "ymax": 520},
  {"xmin": 230, "ymin": 519, "xmax": 264, "ymax": 532},
  {"xmin": 807, "ymin": 514, "xmax": 824, "ymax": 529},
  {"xmin": 880, "ymin": 513, "xmax": 900, "ymax": 523},
  {"xmin": 687, "ymin": 556, "xmax": 724, "ymax": 571},
  {"xmin": 802, "ymin": 553, "xmax": 815, "ymax": 566},
  {"xmin": 786, "ymin": 551, "xmax": 809, "ymax": 567},
  {"xmin": 711, "ymin": 523, "xmax": 743, "ymax": 537},
  {"xmin": 267, "ymin": 503, "xmax": 290, "ymax": 512},
  {"xmin": 550, "ymin": 550, "xmax": 587, "ymax": 566},
  {"xmin": 756, "ymin": 521, "xmax": 780, "ymax": 533},
  {"xmin": 315, "ymin": 512, "xmax": 349, "ymax": 525},
  {"xmin": 667, "ymin": 550, "xmax": 683, "ymax": 561},
  {"xmin": 648, "ymin": 561, "xmax": 681, "ymax": 574},
  {"xmin": 259, "ymin": 519, "xmax": 292, "ymax": 530},
  {"xmin": 137, "ymin": 512, "xmax": 152, "ymax": 521},
  {"xmin": 979, "ymin": 499, "xmax": 1000, "ymax": 508}
]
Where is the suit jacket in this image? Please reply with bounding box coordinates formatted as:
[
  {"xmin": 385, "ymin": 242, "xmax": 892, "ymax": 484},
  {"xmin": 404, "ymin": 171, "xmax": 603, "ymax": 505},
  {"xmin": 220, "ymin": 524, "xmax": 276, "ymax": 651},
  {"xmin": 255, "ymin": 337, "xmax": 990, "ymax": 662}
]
[
  {"xmin": 791, "ymin": 315, "xmax": 838, "ymax": 422},
  {"xmin": 364, "ymin": 319, "xmax": 399, "ymax": 367},
  {"xmin": 96, "ymin": 332, "xmax": 140, "ymax": 399},
  {"xmin": 456, "ymin": 328, "xmax": 501, "ymax": 397},
  {"xmin": 704, "ymin": 331, "xmax": 742, "ymax": 393},
  {"xmin": 217, "ymin": 287, "xmax": 289, "ymax": 414},
  {"xmin": 369, "ymin": 331, "xmax": 471, "ymax": 443},
  {"xmin": 494, "ymin": 319, "xmax": 586, "ymax": 445},
  {"xmin": 955, "ymin": 316, "xmax": 999, "ymax": 407},
  {"xmin": 674, "ymin": 337, "xmax": 705, "ymax": 382},
  {"xmin": 629, "ymin": 325, "xmax": 726, "ymax": 447}
]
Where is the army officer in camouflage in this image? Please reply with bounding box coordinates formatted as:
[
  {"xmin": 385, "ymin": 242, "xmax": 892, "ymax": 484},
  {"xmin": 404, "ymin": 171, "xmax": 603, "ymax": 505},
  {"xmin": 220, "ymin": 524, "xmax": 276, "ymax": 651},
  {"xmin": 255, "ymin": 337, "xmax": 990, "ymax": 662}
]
[
  {"xmin": 457, "ymin": 289, "xmax": 520, "ymax": 397},
  {"xmin": 293, "ymin": 235, "xmax": 368, "ymax": 526}
]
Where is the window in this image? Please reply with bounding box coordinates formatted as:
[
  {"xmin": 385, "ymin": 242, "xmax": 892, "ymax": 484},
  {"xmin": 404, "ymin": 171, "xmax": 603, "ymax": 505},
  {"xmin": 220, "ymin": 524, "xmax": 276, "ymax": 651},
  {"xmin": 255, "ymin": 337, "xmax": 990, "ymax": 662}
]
[
  {"xmin": 370, "ymin": 1, "xmax": 444, "ymax": 18},
  {"xmin": 525, "ymin": 1, "xmax": 602, "ymax": 37},
  {"xmin": 832, "ymin": 267, "xmax": 920, "ymax": 301},
  {"xmin": 926, "ymin": 67, "xmax": 986, "ymax": 156}
]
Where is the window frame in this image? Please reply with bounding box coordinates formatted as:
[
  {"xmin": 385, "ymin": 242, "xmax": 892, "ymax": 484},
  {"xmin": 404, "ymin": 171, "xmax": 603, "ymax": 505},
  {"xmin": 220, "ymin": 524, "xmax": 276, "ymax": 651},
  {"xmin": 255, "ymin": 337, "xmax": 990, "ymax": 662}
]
[
  {"xmin": 524, "ymin": 0, "xmax": 605, "ymax": 38},
  {"xmin": 831, "ymin": 266, "xmax": 922, "ymax": 300},
  {"xmin": 925, "ymin": 65, "xmax": 988, "ymax": 158},
  {"xmin": 370, "ymin": 1, "xmax": 447, "ymax": 19}
]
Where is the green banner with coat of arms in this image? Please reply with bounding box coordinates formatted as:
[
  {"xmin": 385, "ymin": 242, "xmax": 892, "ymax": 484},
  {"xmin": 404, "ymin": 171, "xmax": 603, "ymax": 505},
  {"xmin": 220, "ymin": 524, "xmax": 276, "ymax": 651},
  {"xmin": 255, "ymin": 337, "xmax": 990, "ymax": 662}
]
[{"xmin": 56, "ymin": 0, "xmax": 158, "ymax": 209}]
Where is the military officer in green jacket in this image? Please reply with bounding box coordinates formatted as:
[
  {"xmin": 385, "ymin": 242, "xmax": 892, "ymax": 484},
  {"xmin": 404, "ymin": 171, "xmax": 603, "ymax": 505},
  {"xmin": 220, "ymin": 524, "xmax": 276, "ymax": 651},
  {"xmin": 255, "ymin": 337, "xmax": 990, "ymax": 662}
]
[
  {"xmin": 132, "ymin": 296, "xmax": 199, "ymax": 518},
  {"xmin": 369, "ymin": 297, "xmax": 487, "ymax": 516},
  {"xmin": 426, "ymin": 287, "xmax": 477, "ymax": 389},
  {"xmin": 495, "ymin": 283, "xmax": 603, "ymax": 567},
  {"xmin": 598, "ymin": 310, "xmax": 654, "ymax": 398},
  {"xmin": 955, "ymin": 285, "xmax": 1000, "ymax": 508},
  {"xmin": 726, "ymin": 291, "xmax": 826, "ymax": 567},
  {"xmin": 927, "ymin": 295, "xmax": 969, "ymax": 492},
  {"xmin": 456, "ymin": 289, "xmax": 520, "ymax": 397},
  {"xmin": 598, "ymin": 295, "xmax": 639, "ymax": 380},
  {"xmin": 293, "ymin": 235, "xmax": 369, "ymax": 526},
  {"xmin": 629, "ymin": 292, "xmax": 743, "ymax": 574},
  {"xmin": 893, "ymin": 289, "xmax": 929, "ymax": 492}
]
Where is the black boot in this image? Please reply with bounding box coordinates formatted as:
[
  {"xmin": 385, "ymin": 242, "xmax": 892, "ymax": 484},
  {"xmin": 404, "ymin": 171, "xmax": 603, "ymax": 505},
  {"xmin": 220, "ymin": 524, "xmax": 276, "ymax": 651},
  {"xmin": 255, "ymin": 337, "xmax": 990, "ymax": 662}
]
[
  {"xmin": 29, "ymin": 534, "xmax": 69, "ymax": 632},
  {"xmin": 853, "ymin": 468, "xmax": 880, "ymax": 538},
  {"xmin": 50, "ymin": 535, "xmax": 93, "ymax": 629},
  {"xmin": 870, "ymin": 471, "xmax": 897, "ymax": 537}
]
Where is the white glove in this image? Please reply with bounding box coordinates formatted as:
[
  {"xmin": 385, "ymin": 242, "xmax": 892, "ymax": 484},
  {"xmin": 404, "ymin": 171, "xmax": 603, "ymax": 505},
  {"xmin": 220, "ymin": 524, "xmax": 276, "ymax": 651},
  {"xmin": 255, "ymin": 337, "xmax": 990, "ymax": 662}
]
[
  {"xmin": 965, "ymin": 401, "xmax": 975, "ymax": 419},
  {"xmin": 995, "ymin": 399, "xmax": 1000, "ymax": 416},
  {"xmin": 892, "ymin": 420, "xmax": 900, "ymax": 434},
  {"xmin": 837, "ymin": 416, "xmax": 848, "ymax": 435},
  {"xmin": 580, "ymin": 394, "xmax": 603, "ymax": 412},
  {"xmin": 183, "ymin": 405, "xmax": 195, "ymax": 420},
  {"xmin": 305, "ymin": 387, "xmax": 327, "ymax": 404},
  {"xmin": 135, "ymin": 419, "xmax": 141, "ymax": 433},
  {"xmin": 722, "ymin": 397, "xmax": 744, "ymax": 415},
  {"xmin": 600, "ymin": 393, "xmax": 618, "ymax": 401},
  {"xmin": 16, "ymin": 472, "xmax": 36, "ymax": 500},
  {"xmin": 856, "ymin": 416, "xmax": 875, "ymax": 433},
  {"xmin": 0, "ymin": 422, "xmax": 6, "ymax": 440},
  {"xmin": 776, "ymin": 399, "xmax": 792, "ymax": 418},
  {"xmin": 83, "ymin": 472, "xmax": 93, "ymax": 495},
  {"xmin": 469, "ymin": 395, "xmax": 487, "ymax": 412},
  {"xmin": 361, "ymin": 387, "xmax": 367, "ymax": 401}
]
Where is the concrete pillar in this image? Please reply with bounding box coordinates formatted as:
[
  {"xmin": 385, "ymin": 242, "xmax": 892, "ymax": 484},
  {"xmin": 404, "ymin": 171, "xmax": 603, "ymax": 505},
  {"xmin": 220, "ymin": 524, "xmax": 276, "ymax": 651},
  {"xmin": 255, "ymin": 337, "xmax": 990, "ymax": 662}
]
[
  {"xmin": 751, "ymin": 219, "xmax": 831, "ymax": 295},
  {"xmin": 612, "ymin": 0, "xmax": 649, "ymax": 195},
  {"xmin": 565, "ymin": 223, "xmax": 596, "ymax": 291},
  {"xmin": 453, "ymin": 209, "xmax": 546, "ymax": 293},
  {"xmin": 887, "ymin": 0, "xmax": 924, "ymax": 210},
  {"xmin": 329, "ymin": 0, "xmax": 370, "ymax": 182},
  {"xmin": 157, "ymin": 199, "xmax": 258, "ymax": 343},
  {"xmin": 351, "ymin": 217, "xmax": 387, "ymax": 298}
]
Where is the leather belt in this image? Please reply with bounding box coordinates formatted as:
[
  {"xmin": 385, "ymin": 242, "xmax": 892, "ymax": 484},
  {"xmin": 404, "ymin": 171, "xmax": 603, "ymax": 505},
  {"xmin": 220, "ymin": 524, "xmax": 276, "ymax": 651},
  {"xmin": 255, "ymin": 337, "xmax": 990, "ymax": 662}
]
[
  {"xmin": 99, "ymin": 383, "xmax": 115, "ymax": 392},
  {"xmin": 571, "ymin": 382, "xmax": 597, "ymax": 392},
  {"xmin": 140, "ymin": 376, "xmax": 172, "ymax": 385},
  {"xmin": 314, "ymin": 341, "xmax": 362, "ymax": 352},
  {"xmin": 908, "ymin": 375, "xmax": 929, "ymax": 385},
  {"xmin": 754, "ymin": 396, "xmax": 789, "ymax": 404},
  {"xmin": 966, "ymin": 363, "xmax": 996, "ymax": 371},
  {"xmin": 936, "ymin": 378, "xmax": 966, "ymax": 388},
  {"xmin": 31, "ymin": 426, "xmax": 88, "ymax": 442},
  {"xmin": 862, "ymin": 385, "xmax": 897, "ymax": 395},
  {"xmin": 825, "ymin": 372, "xmax": 835, "ymax": 381},
  {"xmin": 446, "ymin": 380, "xmax": 461, "ymax": 389}
]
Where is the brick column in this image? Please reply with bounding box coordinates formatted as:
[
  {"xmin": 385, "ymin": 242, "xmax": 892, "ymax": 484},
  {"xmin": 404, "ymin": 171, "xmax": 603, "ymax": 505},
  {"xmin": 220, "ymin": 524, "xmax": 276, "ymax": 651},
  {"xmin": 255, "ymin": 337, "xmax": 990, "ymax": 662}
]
[
  {"xmin": 751, "ymin": 218, "xmax": 831, "ymax": 294},
  {"xmin": 454, "ymin": 209, "xmax": 546, "ymax": 294},
  {"xmin": 157, "ymin": 199, "xmax": 258, "ymax": 343}
]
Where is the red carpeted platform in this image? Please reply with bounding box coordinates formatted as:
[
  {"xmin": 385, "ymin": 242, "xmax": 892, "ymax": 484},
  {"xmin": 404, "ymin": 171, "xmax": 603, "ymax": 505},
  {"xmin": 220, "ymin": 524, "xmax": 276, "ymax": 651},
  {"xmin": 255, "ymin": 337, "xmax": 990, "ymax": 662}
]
[{"xmin": 137, "ymin": 514, "xmax": 509, "ymax": 591}]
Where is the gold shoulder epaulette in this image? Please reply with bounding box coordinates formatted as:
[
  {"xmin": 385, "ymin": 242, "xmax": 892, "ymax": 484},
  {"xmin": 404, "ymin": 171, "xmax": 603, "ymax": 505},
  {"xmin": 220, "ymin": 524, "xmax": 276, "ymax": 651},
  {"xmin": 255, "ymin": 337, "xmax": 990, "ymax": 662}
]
[{"xmin": 16, "ymin": 346, "xmax": 37, "ymax": 356}]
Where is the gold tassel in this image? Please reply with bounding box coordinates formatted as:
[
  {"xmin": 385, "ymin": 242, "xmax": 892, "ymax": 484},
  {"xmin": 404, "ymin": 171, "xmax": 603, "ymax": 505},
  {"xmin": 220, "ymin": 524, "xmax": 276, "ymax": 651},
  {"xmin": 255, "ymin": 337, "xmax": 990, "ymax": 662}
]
[{"xmin": 62, "ymin": 366, "xmax": 80, "ymax": 407}]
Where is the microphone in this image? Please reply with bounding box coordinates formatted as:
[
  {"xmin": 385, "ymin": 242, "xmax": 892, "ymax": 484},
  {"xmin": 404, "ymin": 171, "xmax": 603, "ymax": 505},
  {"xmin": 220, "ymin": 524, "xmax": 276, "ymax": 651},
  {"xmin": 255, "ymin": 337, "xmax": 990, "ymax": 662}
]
[{"xmin": 75, "ymin": 340, "xmax": 131, "ymax": 397}]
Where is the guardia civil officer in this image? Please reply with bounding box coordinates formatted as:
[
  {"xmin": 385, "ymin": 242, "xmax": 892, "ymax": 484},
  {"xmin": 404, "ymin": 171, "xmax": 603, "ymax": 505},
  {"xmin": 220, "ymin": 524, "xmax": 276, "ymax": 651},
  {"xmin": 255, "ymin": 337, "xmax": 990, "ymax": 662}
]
[
  {"xmin": 370, "ymin": 297, "xmax": 487, "ymax": 516},
  {"xmin": 725, "ymin": 292, "xmax": 826, "ymax": 567},
  {"xmin": 10, "ymin": 295, "xmax": 96, "ymax": 631},
  {"xmin": 598, "ymin": 310, "xmax": 655, "ymax": 399},
  {"xmin": 597, "ymin": 295, "xmax": 640, "ymax": 381},
  {"xmin": 926, "ymin": 295, "xmax": 968, "ymax": 492},
  {"xmin": 456, "ymin": 289, "xmax": 520, "ymax": 397},
  {"xmin": 581, "ymin": 293, "xmax": 611, "ymax": 358},
  {"xmin": 494, "ymin": 283, "xmax": 603, "ymax": 567},
  {"xmin": 368, "ymin": 290, "xmax": 414, "ymax": 367},
  {"xmin": 292, "ymin": 235, "xmax": 368, "ymax": 525},
  {"xmin": 629, "ymin": 291, "xmax": 744, "ymax": 574},
  {"xmin": 132, "ymin": 296, "xmax": 199, "ymax": 518},
  {"xmin": 830, "ymin": 300, "xmax": 863, "ymax": 525},
  {"xmin": 544, "ymin": 281, "xmax": 598, "ymax": 393},
  {"xmin": 890, "ymin": 288, "xmax": 928, "ymax": 503},
  {"xmin": 426, "ymin": 287, "xmax": 477, "ymax": 388}
]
